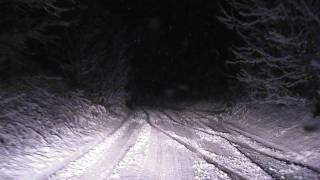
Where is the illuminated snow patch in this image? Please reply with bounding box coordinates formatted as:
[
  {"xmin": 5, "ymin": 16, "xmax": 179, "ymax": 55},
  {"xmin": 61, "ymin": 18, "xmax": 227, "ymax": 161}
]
[
  {"xmin": 195, "ymin": 130, "xmax": 271, "ymax": 179},
  {"xmin": 161, "ymin": 129, "xmax": 271, "ymax": 180},
  {"xmin": 109, "ymin": 124, "xmax": 151, "ymax": 179},
  {"xmin": 49, "ymin": 121, "xmax": 131, "ymax": 179},
  {"xmin": 193, "ymin": 158, "xmax": 230, "ymax": 180}
]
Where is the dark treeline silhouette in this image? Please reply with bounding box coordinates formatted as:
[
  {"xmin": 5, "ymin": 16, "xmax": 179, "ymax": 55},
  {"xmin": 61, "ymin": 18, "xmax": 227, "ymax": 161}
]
[{"xmin": 0, "ymin": 0, "xmax": 319, "ymax": 113}]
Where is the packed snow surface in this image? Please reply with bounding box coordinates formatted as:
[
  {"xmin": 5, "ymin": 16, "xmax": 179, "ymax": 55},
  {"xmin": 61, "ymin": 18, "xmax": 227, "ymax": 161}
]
[{"xmin": 1, "ymin": 83, "xmax": 320, "ymax": 180}]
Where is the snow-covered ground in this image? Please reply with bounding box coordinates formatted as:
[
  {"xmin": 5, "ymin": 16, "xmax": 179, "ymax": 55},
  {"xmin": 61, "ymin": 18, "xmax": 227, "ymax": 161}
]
[
  {"xmin": 223, "ymin": 104, "xmax": 320, "ymax": 170},
  {"xmin": 0, "ymin": 77, "xmax": 129, "ymax": 179},
  {"xmin": 1, "ymin": 79, "xmax": 320, "ymax": 179}
]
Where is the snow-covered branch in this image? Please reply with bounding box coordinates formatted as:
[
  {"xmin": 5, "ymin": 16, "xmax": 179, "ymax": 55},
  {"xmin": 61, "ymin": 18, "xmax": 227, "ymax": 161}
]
[{"xmin": 220, "ymin": 0, "xmax": 320, "ymax": 106}]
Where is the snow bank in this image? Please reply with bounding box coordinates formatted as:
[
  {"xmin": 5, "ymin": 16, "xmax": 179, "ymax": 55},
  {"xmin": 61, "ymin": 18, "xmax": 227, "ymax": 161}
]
[
  {"xmin": 224, "ymin": 104, "xmax": 320, "ymax": 169},
  {"xmin": 0, "ymin": 77, "xmax": 129, "ymax": 179}
]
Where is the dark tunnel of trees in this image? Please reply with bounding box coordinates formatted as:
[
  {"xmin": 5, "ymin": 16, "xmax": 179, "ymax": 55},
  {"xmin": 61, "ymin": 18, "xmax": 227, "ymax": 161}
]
[{"xmin": 0, "ymin": 0, "xmax": 319, "ymax": 115}]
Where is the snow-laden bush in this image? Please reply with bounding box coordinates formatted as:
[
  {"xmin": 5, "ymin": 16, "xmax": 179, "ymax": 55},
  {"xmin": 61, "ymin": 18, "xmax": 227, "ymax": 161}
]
[{"xmin": 219, "ymin": 0, "xmax": 320, "ymax": 106}]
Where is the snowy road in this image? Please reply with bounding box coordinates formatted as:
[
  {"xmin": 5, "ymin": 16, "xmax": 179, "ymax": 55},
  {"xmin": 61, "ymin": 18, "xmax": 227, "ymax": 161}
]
[{"xmin": 48, "ymin": 108, "xmax": 320, "ymax": 180}]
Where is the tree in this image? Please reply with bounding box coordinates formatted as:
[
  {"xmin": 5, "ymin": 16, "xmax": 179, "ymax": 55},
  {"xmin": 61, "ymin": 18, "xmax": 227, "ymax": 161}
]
[
  {"xmin": 219, "ymin": 0, "xmax": 320, "ymax": 106},
  {"xmin": 0, "ymin": 0, "xmax": 73, "ymax": 77},
  {"xmin": 54, "ymin": 3, "xmax": 132, "ymax": 105}
]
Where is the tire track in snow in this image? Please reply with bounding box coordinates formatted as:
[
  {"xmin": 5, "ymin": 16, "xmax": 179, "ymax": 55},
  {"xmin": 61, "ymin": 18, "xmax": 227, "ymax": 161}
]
[
  {"xmin": 49, "ymin": 113, "xmax": 142, "ymax": 179},
  {"xmin": 178, "ymin": 110, "xmax": 320, "ymax": 179},
  {"xmin": 142, "ymin": 109, "xmax": 248, "ymax": 180},
  {"xmin": 37, "ymin": 113, "xmax": 133, "ymax": 180},
  {"xmin": 107, "ymin": 123, "xmax": 152, "ymax": 180},
  {"xmin": 236, "ymin": 145, "xmax": 320, "ymax": 180},
  {"xmin": 159, "ymin": 110, "xmax": 272, "ymax": 180},
  {"xmin": 191, "ymin": 111, "xmax": 320, "ymax": 175},
  {"xmin": 107, "ymin": 114, "xmax": 196, "ymax": 180},
  {"xmin": 192, "ymin": 111, "xmax": 287, "ymax": 152},
  {"xmin": 166, "ymin": 110, "xmax": 275, "ymax": 178},
  {"xmin": 147, "ymin": 110, "xmax": 229, "ymax": 180},
  {"xmin": 77, "ymin": 121, "xmax": 143, "ymax": 180}
]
